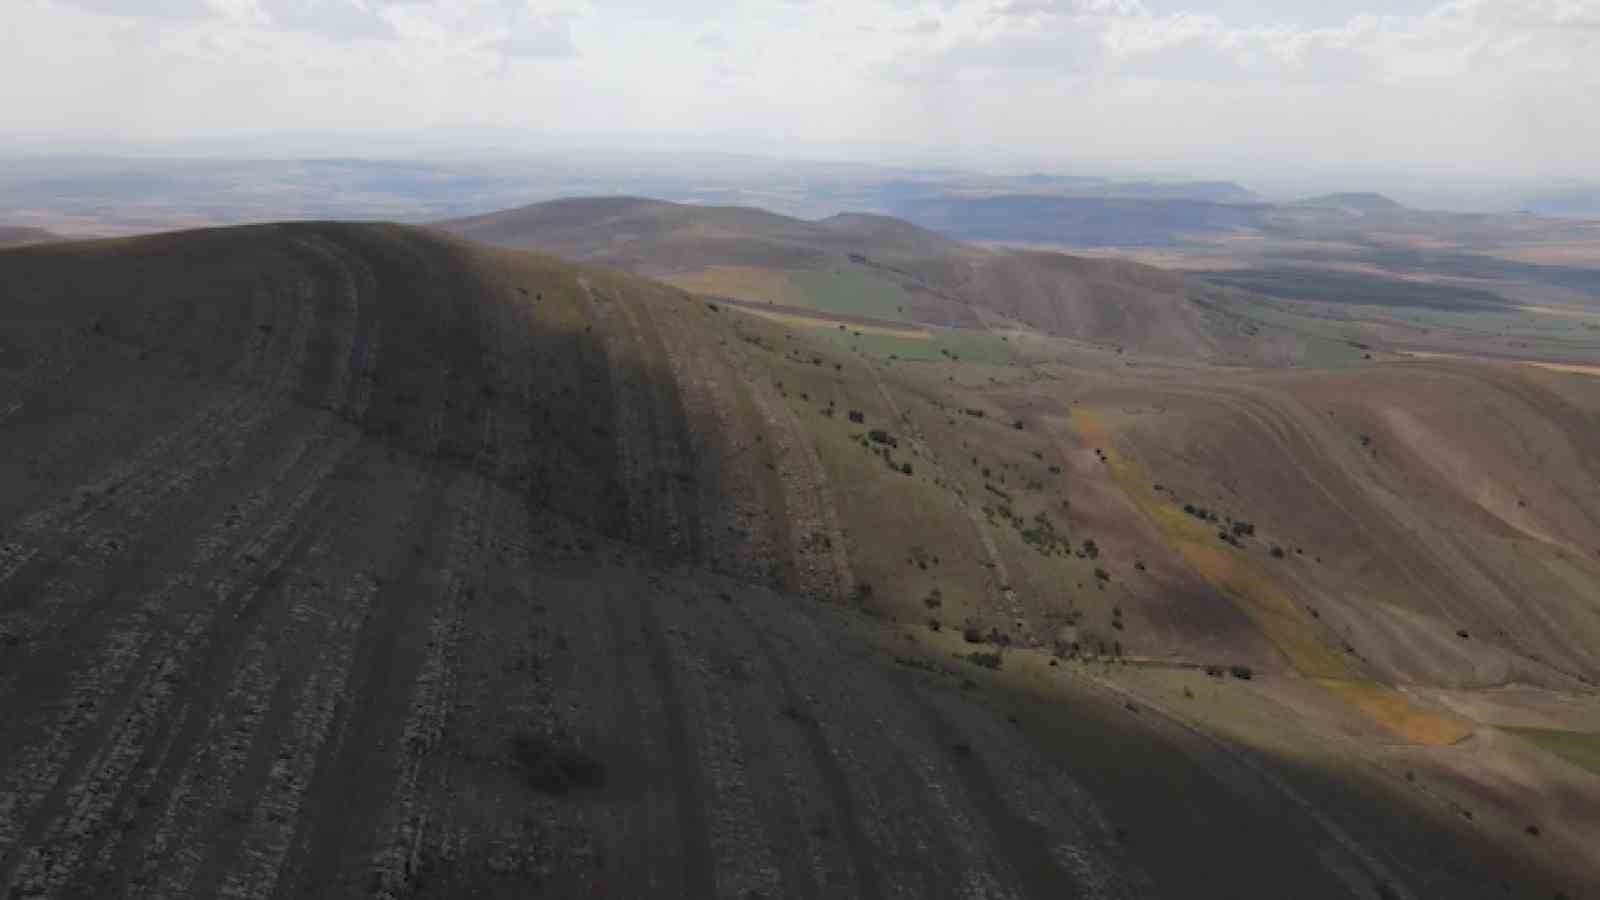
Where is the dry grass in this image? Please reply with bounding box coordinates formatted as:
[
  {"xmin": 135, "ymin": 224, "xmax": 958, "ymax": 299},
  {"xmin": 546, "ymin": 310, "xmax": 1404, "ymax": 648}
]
[
  {"xmin": 1319, "ymin": 681, "xmax": 1473, "ymax": 746},
  {"xmin": 1072, "ymin": 408, "xmax": 1484, "ymax": 747},
  {"xmin": 1403, "ymin": 350, "xmax": 1600, "ymax": 378},
  {"xmin": 1072, "ymin": 409, "xmax": 1354, "ymax": 680}
]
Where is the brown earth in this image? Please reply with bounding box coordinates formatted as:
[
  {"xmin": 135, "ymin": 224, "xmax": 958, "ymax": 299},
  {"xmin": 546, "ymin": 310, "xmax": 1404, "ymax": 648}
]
[{"xmin": 1, "ymin": 221, "xmax": 1595, "ymax": 898}]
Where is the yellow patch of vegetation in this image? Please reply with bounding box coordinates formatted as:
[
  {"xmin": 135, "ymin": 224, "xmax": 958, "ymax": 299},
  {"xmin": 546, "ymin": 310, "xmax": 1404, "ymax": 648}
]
[
  {"xmin": 1524, "ymin": 361, "xmax": 1600, "ymax": 377},
  {"xmin": 660, "ymin": 265, "xmax": 807, "ymax": 306},
  {"xmin": 1071, "ymin": 410, "xmax": 1354, "ymax": 680},
  {"xmin": 1403, "ymin": 350, "xmax": 1600, "ymax": 379},
  {"xmin": 729, "ymin": 305, "xmax": 933, "ymax": 339},
  {"xmin": 1072, "ymin": 409, "xmax": 1476, "ymax": 746},
  {"xmin": 1320, "ymin": 680, "xmax": 1472, "ymax": 746},
  {"xmin": 1520, "ymin": 304, "xmax": 1600, "ymax": 321},
  {"xmin": 1482, "ymin": 243, "xmax": 1600, "ymax": 266}
]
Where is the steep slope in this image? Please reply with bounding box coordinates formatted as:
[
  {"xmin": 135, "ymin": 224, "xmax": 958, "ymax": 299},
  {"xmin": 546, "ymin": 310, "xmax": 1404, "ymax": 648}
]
[{"xmin": 2, "ymin": 222, "xmax": 1582, "ymax": 898}]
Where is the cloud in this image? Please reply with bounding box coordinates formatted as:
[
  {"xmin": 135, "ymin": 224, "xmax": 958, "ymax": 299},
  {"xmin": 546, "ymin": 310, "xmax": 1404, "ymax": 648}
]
[
  {"xmin": 696, "ymin": 30, "xmax": 733, "ymax": 50},
  {"xmin": 52, "ymin": 0, "xmax": 223, "ymax": 18},
  {"xmin": 14, "ymin": 0, "xmax": 1600, "ymax": 179},
  {"xmin": 485, "ymin": 9, "xmax": 577, "ymax": 57},
  {"xmin": 256, "ymin": 0, "xmax": 399, "ymax": 39}
]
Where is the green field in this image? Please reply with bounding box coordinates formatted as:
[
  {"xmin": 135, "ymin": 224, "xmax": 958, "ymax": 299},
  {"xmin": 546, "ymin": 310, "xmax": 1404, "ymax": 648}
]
[
  {"xmin": 789, "ymin": 269, "xmax": 914, "ymax": 321},
  {"xmin": 1503, "ymin": 727, "xmax": 1600, "ymax": 775}
]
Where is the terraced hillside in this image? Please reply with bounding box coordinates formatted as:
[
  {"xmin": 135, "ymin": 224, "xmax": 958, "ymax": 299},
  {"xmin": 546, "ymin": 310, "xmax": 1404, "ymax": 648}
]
[{"xmin": 0, "ymin": 223, "xmax": 1595, "ymax": 899}]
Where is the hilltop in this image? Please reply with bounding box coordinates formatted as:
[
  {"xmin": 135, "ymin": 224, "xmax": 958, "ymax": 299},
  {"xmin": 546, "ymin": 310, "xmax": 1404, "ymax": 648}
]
[
  {"xmin": 0, "ymin": 226, "xmax": 60, "ymax": 247},
  {"xmin": 1, "ymin": 218, "xmax": 1597, "ymax": 897},
  {"xmin": 1292, "ymin": 192, "xmax": 1408, "ymax": 212}
]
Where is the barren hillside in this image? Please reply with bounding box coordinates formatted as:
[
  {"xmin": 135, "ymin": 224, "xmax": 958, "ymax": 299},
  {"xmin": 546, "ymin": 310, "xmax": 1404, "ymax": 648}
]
[{"xmin": 0, "ymin": 222, "xmax": 1594, "ymax": 898}]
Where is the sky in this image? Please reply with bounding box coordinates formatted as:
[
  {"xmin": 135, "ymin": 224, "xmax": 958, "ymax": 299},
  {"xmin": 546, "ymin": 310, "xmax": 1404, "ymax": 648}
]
[{"xmin": 4, "ymin": 0, "xmax": 1600, "ymax": 181}]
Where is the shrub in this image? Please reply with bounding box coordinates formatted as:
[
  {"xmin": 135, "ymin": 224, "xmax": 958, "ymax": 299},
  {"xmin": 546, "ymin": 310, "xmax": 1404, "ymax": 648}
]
[
  {"xmin": 1229, "ymin": 665, "xmax": 1253, "ymax": 680},
  {"xmin": 848, "ymin": 410, "xmax": 865, "ymax": 423},
  {"xmin": 962, "ymin": 625, "xmax": 984, "ymax": 644},
  {"xmin": 1270, "ymin": 545, "xmax": 1286, "ymax": 558},
  {"xmin": 967, "ymin": 650, "xmax": 1003, "ymax": 670},
  {"xmin": 509, "ymin": 734, "xmax": 607, "ymax": 795}
]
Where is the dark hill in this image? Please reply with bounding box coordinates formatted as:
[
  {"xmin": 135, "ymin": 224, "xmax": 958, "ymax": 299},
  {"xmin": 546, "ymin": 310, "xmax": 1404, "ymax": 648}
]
[{"xmin": 0, "ymin": 222, "xmax": 1589, "ymax": 898}]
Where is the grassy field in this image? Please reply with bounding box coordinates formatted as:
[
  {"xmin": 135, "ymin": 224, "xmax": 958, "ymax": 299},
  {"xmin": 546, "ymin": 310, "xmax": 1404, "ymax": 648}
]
[
  {"xmin": 788, "ymin": 268, "xmax": 914, "ymax": 321},
  {"xmin": 1502, "ymin": 727, "xmax": 1600, "ymax": 775}
]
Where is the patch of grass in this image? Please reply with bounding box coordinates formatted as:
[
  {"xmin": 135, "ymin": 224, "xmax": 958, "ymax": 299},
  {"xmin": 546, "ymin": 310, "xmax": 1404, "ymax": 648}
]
[
  {"xmin": 661, "ymin": 265, "xmax": 811, "ymax": 306},
  {"xmin": 789, "ymin": 269, "xmax": 913, "ymax": 321},
  {"xmin": 1501, "ymin": 726, "xmax": 1600, "ymax": 775}
]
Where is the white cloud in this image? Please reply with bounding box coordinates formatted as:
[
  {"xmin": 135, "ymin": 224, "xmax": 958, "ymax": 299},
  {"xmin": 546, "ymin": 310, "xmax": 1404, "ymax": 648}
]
[{"xmin": 11, "ymin": 0, "xmax": 1600, "ymax": 178}]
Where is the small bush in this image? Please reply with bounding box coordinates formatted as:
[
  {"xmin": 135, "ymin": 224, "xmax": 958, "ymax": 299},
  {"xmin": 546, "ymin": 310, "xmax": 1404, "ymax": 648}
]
[
  {"xmin": 1229, "ymin": 665, "xmax": 1253, "ymax": 680},
  {"xmin": 967, "ymin": 651, "xmax": 1003, "ymax": 670},
  {"xmin": 509, "ymin": 734, "xmax": 607, "ymax": 795},
  {"xmin": 962, "ymin": 625, "xmax": 984, "ymax": 644},
  {"xmin": 848, "ymin": 410, "xmax": 865, "ymax": 424}
]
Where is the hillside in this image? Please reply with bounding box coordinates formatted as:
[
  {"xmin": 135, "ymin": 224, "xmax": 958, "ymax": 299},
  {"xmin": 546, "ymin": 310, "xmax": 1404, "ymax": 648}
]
[
  {"xmin": 439, "ymin": 197, "xmax": 1251, "ymax": 361},
  {"xmin": 1292, "ymin": 193, "xmax": 1407, "ymax": 212},
  {"xmin": 0, "ymin": 226, "xmax": 60, "ymax": 247},
  {"xmin": 1, "ymin": 222, "xmax": 1597, "ymax": 898}
]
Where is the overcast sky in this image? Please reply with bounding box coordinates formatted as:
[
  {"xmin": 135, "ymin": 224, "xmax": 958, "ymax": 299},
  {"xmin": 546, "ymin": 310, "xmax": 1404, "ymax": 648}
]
[{"xmin": 4, "ymin": 0, "xmax": 1599, "ymax": 180}]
